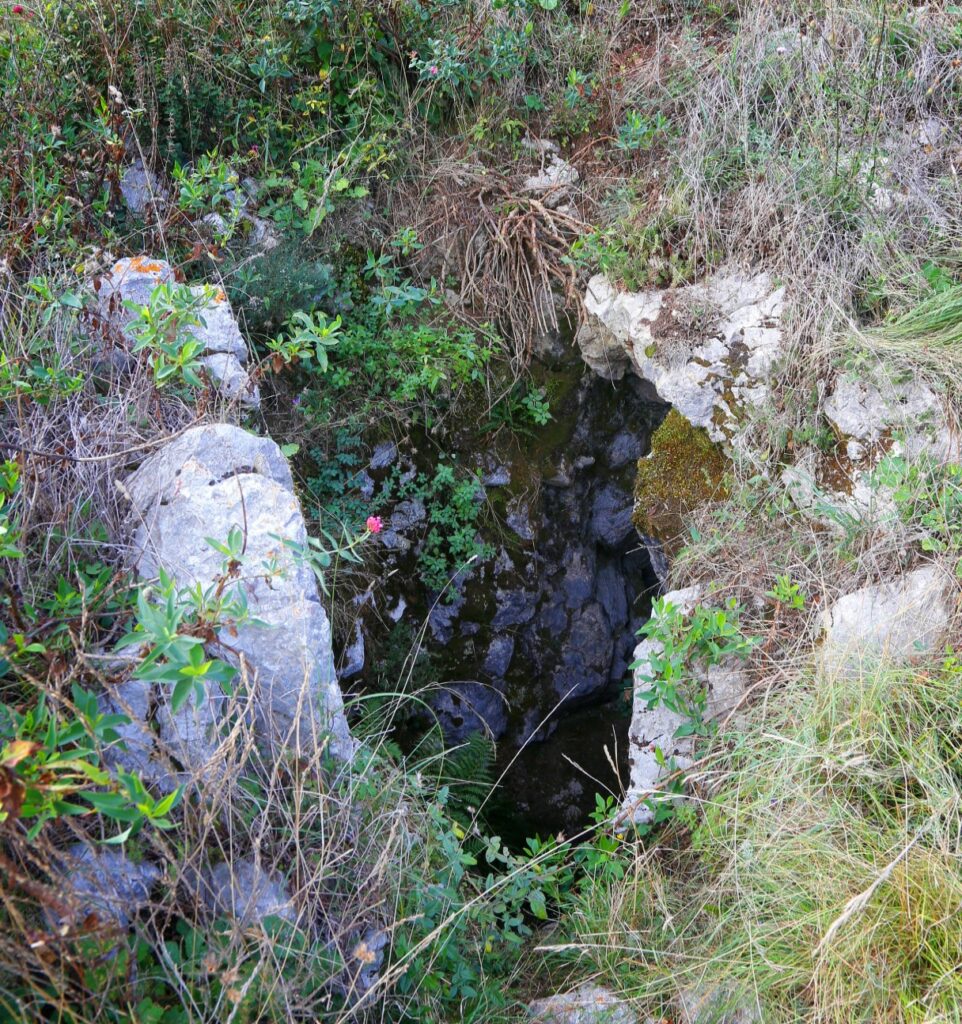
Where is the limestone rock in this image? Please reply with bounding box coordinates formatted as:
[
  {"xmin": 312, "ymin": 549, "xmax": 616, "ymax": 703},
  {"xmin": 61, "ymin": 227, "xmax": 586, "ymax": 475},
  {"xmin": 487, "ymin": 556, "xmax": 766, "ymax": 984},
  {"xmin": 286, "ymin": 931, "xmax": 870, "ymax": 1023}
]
[
  {"xmin": 819, "ymin": 565, "xmax": 955, "ymax": 675},
  {"xmin": 58, "ymin": 844, "xmax": 161, "ymax": 928},
  {"xmin": 674, "ymin": 985, "xmax": 759, "ymax": 1024},
  {"xmin": 523, "ymin": 154, "xmax": 580, "ymax": 194},
  {"xmin": 125, "ymin": 425, "xmax": 353, "ymax": 762},
  {"xmin": 824, "ymin": 374, "xmax": 956, "ymax": 461},
  {"xmin": 199, "ymin": 859, "xmax": 295, "ymax": 925},
  {"xmin": 199, "ymin": 351, "xmax": 260, "ymax": 406},
  {"xmin": 577, "ymin": 269, "xmax": 785, "ymax": 440},
  {"xmin": 624, "ymin": 586, "xmax": 748, "ymax": 824},
  {"xmin": 155, "ymin": 683, "xmax": 235, "ymax": 779},
  {"xmin": 529, "ymin": 984, "xmax": 639, "ymax": 1024},
  {"xmin": 124, "ymin": 422, "xmax": 293, "ymax": 504},
  {"xmin": 96, "ymin": 256, "xmax": 175, "ymax": 329},
  {"xmin": 120, "ymin": 159, "xmax": 169, "ymax": 217},
  {"xmin": 99, "ymin": 677, "xmax": 168, "ymax": 787},
  {"xmin": 94, "ymin": 257, "xmax": 258, "ymax": 407}
]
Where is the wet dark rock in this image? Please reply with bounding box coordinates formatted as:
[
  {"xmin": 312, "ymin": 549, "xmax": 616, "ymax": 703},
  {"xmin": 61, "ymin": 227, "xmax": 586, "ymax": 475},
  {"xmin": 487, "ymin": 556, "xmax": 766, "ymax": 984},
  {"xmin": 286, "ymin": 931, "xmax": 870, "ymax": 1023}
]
[
  {"xmin": 379, "ymin": 499, "xmax": 425, "ymax": 551},
  {"xmin": 608, "ymin": 429, "xmax": 644, "ymax": 468},
  {"xmin": 595, "ymin": 562, "xmax": 628, "ymax": 631},
  {"xmin": 642, "ymin": 535, "xmax": 670, "ymax": 587},
  {"xmin": 506, "ymin": 496, "xmax": 536, "ymax": 541},
  {"xmin": 484, "ymin": 636, "xmax": 515, "ymax": 678},
  {"xmin": 562, "ymin": 549, "xmax": 596, "ymax": 609},
  {"xmin": 357, "ymin": 470, "xmax": 376, "ymax": 500},
  {"xmin": 355, "ymin": 362, "xmax": 667, "ymax": 837},
  {"xmin": 493, "ymin": 587, "xmax": 538, "ymax": 629},
  {"xmin": 341, "ymin": 621, "xmax": 365, "ymax": 679},
  {"xmin": 481, "ymin": 455, "xmax": 512, "ymax": 487},
  {"xmin": 429, "ymin": 589, "xmax": 467, "ymax": 643},
  {"xmin": 552, "ymin": 603, "xmax": 612, "ymax": 703},
  {"xmin": 590, "ymin": 483, "xmax": 634, "ymax": 548},
  {"xmin": 434, "ymin": 681, "xmax": 508, "ymax": 741},
  {"xmin": 538, "ymin": 590, "xmax": 569, "ymax": 635}
]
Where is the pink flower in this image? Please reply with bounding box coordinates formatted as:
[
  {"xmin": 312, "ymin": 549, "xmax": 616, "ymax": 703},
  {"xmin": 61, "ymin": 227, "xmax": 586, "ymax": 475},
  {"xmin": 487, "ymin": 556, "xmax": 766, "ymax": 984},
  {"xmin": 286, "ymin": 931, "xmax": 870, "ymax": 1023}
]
[
  {"xmin": 12, "ymin": 4, "xmax": 25, "ymax": 11},
  {"xmin": 366, "ymin": 515, "xmax": 383, "ymax": 535},
  {"xmin": 429, "ymin": 65, "xmax": 439, "ymax": 77}
]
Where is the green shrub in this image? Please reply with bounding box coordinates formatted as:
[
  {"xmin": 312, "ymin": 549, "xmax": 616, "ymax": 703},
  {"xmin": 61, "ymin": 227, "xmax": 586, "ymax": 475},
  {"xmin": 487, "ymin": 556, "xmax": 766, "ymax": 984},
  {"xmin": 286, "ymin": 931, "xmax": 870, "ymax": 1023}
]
[
  {"xmin": 632, "ymin": 597, "xmax": 755, "ymax": 739},
  {"xmin": 381, "ymin": 460, "xmax": 494, "ymax": 596}
]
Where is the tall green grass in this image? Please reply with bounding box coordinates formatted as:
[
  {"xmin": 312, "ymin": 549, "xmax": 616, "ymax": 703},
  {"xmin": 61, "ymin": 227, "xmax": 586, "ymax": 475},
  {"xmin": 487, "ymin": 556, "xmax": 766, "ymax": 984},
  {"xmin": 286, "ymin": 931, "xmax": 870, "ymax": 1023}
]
[
  {"xmin": 553, "ymin": 659, "xmax": 962, "ymax": 1022},
  {"xmin": 854, "ymin": 285, "xmax": 962, "ymax": 396}
]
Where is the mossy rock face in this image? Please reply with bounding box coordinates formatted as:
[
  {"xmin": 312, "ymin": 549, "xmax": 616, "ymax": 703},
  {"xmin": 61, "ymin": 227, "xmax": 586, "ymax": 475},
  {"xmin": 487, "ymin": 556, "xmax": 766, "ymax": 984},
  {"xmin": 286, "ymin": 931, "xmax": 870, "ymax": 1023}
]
[{"xmin": 633, "ymin": 408, "xmax": 730, "ymax": 547}]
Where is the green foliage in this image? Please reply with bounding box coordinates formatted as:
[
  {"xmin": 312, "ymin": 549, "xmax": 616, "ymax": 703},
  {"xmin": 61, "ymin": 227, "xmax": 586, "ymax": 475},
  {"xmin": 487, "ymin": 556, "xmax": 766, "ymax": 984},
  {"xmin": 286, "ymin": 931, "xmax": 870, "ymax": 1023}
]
[
  {"xmin": 115, "ymin": 567, "xmax": 244, "ymax": 715},
  {"xmin": 0, "ymin": 684, "xmax": 181, "ymax": 841},
  {"xmin": 610, "ymin": 661, "xmax": 962, "ymax": 1022},
  {"xmin": 0, "ymin": 461, "xmax": 22, "ymax": 563},
  {"xmin": 411, "ymin": 727, "xmax": 496, "ymax": 824},
  {"xmin": 267, "ymin": 308, "xmax": 342, "ymax": 372},
  {"xmin": 124, "ymin": 282, "xmax": 218, "ymax": 390},
  {"xmin": 766, "ymin": 573, "xmax": 806, "ymax": 610},
  {"xmin": 485, "ymin": 381, "xmax": 553, "ymax": 433},
  {"xmin": 229, "ymin": 239, "xmax": 343, "ymax": 338},
  {"xmin": 632, "ymin": 598, "xmax": 756, "ymax": 739},
  {"xmin": 294, "ymin": 283, "xmax": 500, "ymax": 431},
  {"xmin": 0, "ymin": 280, "xmax": 86, "ymax": 405},
  {"xmin": 873, "ymin": 452, "xmax": 962, "ymax": 555},
  {"xmin": 279, "ymin": 518, "xmax": 368, "ymax": 595},
  {"xmin": 258, "ymin": 155, "xmax": 373, "ymax": 236},
  {"xmin": 615, "ymin": 110, "xmax": 670, "ymax": 153},
  {"xmin": 172, "ymin": 151, "xmax": 246, "ymax": 244},
  {"xmin": 569, "ymin": 205, "xmax": 711, "ymax": 290},
  {"xmin": 382, "ymin": 461, "xmax": 494, "ymax": 595},
  {"xmin": 304, "ymin": 428, "xmax": 370, "ymax": 531}
]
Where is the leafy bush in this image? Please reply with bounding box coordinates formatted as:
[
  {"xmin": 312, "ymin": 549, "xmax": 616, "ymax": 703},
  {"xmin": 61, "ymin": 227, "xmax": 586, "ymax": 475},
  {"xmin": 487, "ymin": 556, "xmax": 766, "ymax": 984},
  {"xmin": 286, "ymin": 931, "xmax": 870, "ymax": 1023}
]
[
  {"xmin": 632, "ymin": 598, "xmax": 755, "ymax": 739},
  {"xmin": 381, "ymin": 460, "xmax": 494, "ymax": 595}
]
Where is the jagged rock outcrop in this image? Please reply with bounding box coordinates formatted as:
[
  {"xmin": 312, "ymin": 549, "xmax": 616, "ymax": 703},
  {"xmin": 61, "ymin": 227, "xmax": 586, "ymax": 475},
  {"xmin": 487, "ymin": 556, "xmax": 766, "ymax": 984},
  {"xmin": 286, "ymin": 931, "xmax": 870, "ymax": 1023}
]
[
  {"xmin": 784, "ymin": 370, "xmax": 959, "ymax": 528},
  {"xmin": 121, "ymin": 423, "xmax": 353, "ymax": 768},
  {"xmin": 95, "ymin": 256, "xmax": 260, "ymax": 406},
  {"xmin": 576, "ymin": 269, "xmax": 785, "ymax": 440},
  {"xmin": 623, "ymin": 586, "xmax": 748, "ymax": 825}
]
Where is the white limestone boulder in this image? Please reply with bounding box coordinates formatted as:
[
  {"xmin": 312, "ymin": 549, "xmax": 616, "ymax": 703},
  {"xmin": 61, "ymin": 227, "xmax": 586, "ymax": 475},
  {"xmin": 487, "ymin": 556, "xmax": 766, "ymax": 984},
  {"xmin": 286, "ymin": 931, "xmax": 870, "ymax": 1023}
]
[
  {"xmin": 577, "ymin": 269, "xmax": 785, "ymax": 440},
  {"xmin": 824, "ymin": 374, "xmax": 957, "ymax": 463},
  {"xmin": 124, "ymin": 424, "xmax": 353, "ymax": 763},
  {"xmin": 529, "ymin": 984, "xmax": 639, "ymax": 1024},
  {"xmin": 819, "ymin": 564, "xmax": 955, "ymax": 676},
  {"xmin": 783, "ymin": 372, "xmax": 957, "ymax": 531},
  {"xmin": 94, "ymin": 256, "xmax": 259, "ymax": 406}
]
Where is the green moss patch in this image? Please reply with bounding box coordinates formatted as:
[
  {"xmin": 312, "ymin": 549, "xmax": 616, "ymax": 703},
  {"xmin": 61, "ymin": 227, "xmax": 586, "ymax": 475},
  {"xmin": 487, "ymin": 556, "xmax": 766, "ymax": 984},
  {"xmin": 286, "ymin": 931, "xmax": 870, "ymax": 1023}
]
[{"xmin": 633, "ymin": 409, "xmax": 730, "ymax": 546}]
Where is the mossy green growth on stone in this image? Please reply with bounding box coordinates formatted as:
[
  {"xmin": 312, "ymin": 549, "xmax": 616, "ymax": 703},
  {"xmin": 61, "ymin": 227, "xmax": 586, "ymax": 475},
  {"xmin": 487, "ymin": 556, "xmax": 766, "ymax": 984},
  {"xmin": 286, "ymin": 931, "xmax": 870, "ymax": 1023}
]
[{"xmin": 633, "ymin": 408, "xmax": 730, "ymax": 547}]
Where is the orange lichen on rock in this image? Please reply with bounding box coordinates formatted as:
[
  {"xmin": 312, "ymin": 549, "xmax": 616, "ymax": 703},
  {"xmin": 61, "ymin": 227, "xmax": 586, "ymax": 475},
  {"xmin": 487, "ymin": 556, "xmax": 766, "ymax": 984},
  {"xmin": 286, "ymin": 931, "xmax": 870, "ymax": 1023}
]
[{"xmin": 127, "ymin": 256, "xmax": 166, "ymax": 276}]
